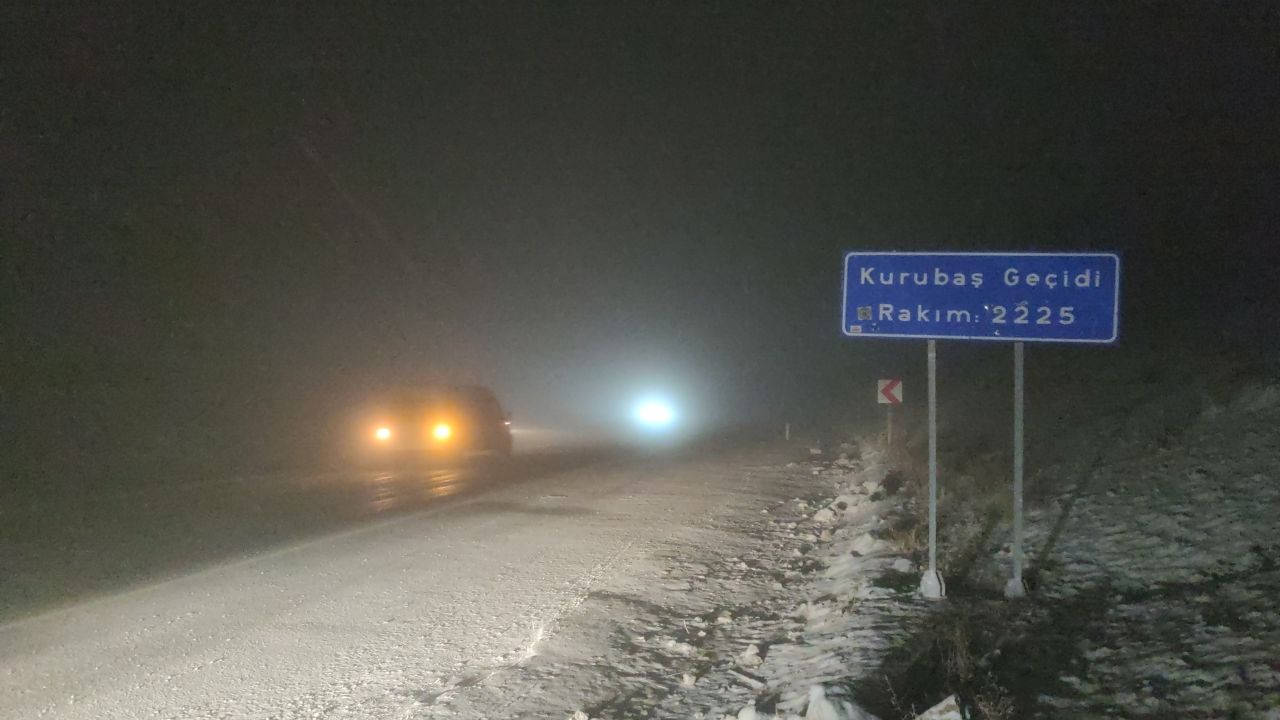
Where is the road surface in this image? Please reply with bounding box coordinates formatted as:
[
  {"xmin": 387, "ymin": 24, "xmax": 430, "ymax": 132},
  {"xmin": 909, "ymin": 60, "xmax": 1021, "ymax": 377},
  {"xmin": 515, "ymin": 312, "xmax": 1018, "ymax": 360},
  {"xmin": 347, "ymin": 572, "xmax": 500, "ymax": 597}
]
[
  {"xmin": 0, "ymin": 437, "xmax": 806, "ymax": 719},
  {"xmin": 1, "ymin": 437, "xmax": 624, "ymax": 623}
]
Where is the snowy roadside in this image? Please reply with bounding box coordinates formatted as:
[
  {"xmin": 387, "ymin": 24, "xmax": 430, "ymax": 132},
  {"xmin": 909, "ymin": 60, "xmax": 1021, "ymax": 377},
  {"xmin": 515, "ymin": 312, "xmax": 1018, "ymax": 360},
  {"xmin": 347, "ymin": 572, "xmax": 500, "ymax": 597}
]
[
  {"xmin": 834, "ymin": 375, "xmax": 1280, "ymax": 720},
  {"xmin": 532, "ymin": 373, "xmax": 1280, "ymax": 719},
  {"xmin": 734, "ymin": 448, "xmax": 934, "ymax": 720},
  {"xmin": 424, "ymin": 356, "xmax": 1280, "ymax": 719},
  {"xmin": 445, "ymin": 443, "xmax": 939, "ymax": 720},
  {"xmin": 968, "ymin": 382, "xmax": 1280, "ymax": 717}
]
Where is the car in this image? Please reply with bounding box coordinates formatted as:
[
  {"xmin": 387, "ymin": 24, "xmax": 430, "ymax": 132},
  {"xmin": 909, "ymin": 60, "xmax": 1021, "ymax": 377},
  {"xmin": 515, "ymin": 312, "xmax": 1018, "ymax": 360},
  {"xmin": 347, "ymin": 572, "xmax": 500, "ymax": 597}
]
[{"xmin": 358, "ymin": 385, "xmax": 512, "ymax": 463}]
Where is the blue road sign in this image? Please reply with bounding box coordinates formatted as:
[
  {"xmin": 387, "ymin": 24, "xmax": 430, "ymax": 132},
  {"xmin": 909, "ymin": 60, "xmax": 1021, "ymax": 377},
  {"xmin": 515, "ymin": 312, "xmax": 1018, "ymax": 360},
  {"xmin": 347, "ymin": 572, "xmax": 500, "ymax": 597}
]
[{"xmin": 842, "ymin": 252, "xmax": 1120, "ymax": 343}]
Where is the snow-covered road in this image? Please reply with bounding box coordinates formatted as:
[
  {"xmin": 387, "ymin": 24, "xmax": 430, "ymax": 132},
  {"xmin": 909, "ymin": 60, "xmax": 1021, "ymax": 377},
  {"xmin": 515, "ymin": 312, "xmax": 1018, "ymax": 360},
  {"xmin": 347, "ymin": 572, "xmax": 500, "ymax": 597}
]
[{"xmin": 0, "ymin": 443, "xmax": 818, "ymax": 719}]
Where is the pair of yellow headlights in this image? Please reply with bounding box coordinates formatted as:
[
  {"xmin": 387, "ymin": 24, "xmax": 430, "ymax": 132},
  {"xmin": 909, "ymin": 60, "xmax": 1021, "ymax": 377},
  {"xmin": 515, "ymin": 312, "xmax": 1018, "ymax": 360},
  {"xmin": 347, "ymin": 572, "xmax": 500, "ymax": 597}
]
[{"xmin": 373, "ymin": 423, "xmax": 452, "ymax": 442}]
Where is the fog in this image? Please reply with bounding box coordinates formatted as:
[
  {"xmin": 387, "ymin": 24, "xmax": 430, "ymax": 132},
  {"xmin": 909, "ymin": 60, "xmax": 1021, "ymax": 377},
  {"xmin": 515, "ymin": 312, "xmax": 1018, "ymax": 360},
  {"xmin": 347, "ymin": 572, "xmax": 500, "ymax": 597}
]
[{"xmin": 3, "ymin": 2, "xmax": 1278, "ymax": 489}]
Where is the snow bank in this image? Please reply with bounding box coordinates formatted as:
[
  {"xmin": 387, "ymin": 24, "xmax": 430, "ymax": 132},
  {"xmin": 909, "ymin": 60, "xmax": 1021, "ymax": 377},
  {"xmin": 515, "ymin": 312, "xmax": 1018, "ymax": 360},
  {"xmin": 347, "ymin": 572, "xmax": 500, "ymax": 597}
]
[
  {"xmin": 969, "ymin": 373, "xmax": 1280, "ymax": 717},
  {"xmin": 703, "ymin": 448, "xmax": 934, "ymax": 718}
]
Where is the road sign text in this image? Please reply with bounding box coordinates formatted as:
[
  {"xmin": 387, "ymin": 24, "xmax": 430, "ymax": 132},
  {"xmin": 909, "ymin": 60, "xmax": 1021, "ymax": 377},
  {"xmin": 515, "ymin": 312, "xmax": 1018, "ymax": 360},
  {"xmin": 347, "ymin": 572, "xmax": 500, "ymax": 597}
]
[{"xmin": 843, "ymin": 252, "xmax": 1120, "ymax": 343}]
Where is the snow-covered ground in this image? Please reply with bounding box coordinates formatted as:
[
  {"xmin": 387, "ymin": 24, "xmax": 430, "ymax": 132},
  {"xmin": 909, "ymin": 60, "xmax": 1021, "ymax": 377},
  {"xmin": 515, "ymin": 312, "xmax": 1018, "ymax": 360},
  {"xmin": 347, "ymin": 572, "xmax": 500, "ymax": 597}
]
[
  {"xmin": 0, "ymin": 443, "xmax": 915, "ymax": 720},
  {"xmin": 444, "ymin": 446, "xmax": 930, "ymax": 720},
  {"xmin": 8, "ymin": 373, "xmax": 1274, "ymax": 719},
  {"xmin": 967, "ymin": 382, "xmax": 1280, "ymax": 717}
]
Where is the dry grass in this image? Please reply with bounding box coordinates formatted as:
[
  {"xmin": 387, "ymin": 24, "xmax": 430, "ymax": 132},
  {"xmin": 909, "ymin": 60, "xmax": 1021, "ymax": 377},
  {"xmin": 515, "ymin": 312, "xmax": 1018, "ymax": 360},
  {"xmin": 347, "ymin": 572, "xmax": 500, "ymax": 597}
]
[
  {"xmin": 973, "ymin": 690, "xmax": 1015, "ymax": 720},
  {"xmin": 882, "ymin": 523, "xmax": 928, "ymax": 554},
  {"xmin": 880, "ymin": 417, "xmax": 1019, "ymax": 719},
  {"xmin": 943, "ymin": 624, "xmax": 974, "ymax": 684},
  {"xmin": 938, "ymin": 617, "xmax": 1016, "ymax": 720},
  {"xmin": 880, "ymin": 673, "xmax": 921, "ymax": 719}
]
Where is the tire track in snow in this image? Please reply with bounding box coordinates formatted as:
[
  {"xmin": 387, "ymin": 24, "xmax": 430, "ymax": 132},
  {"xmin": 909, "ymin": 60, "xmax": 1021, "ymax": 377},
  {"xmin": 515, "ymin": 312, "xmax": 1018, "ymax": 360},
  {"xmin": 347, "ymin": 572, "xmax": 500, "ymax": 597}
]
[
  {"xmin": 421, "ymin": 535, "xmax": 643, "ymax": 713},
  {"xmin": 413, "ymin": 465, "xmax": 661, "ymax": 713}
]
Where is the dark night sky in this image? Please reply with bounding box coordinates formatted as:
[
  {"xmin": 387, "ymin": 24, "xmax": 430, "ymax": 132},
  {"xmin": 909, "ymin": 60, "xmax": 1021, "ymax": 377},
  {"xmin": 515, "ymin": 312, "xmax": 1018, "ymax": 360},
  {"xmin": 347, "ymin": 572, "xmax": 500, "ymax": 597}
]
[{"xmin": 3, "ymin": 2, "xmax": 1279, "ymax": 477}]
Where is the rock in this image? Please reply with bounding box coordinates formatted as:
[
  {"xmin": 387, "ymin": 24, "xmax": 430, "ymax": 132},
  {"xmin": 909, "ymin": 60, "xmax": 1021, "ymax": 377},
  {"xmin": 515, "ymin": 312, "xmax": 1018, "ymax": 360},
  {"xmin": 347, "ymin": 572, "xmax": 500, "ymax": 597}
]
[
  {"xmin": 832, "ymin": 494, "xmax": 860, "ymax": 510},
  {"xmin": 852, "ymin": 532, "xmax": 886, "ymax": 555},
  {"xmin": 665, "ymin": 639, "xmax": 695, "ymax": 655},
  {"xmin": 738, "ymin": 644, "xmax": 763, "ymax": 667},
  {"xmin": 891, "ymin": 557, "xmax": 913, "ymax": 573}
]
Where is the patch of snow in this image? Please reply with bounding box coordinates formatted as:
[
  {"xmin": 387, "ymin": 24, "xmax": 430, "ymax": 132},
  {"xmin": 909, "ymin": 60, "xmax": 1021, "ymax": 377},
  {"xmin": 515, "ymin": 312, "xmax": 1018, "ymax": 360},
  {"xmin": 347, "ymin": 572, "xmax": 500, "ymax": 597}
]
[
  {"xmin": 804, "ymin": 684, "xmax": 879, "ymax": 720},
  {"xmin": 850, "ymin": 532, "xmax": 888, "ymax": 556},
  {"xmin": 912, "ymin": 694, "xmax": 962, "ymax": 719},
  {"xmin": 665, "ymin": 638, "xmax": 696, "ymax": 656},
  {"xmin": 1236, "ymin": 382, "xmax": 1280, "ymax": 412},
  {"xmin": 811, "ymin": 507, "xmax": 836, "ymax": 524},
  {"xmin": 968, "ymin": 384, "xmax": 1280, "ymax": 717}
]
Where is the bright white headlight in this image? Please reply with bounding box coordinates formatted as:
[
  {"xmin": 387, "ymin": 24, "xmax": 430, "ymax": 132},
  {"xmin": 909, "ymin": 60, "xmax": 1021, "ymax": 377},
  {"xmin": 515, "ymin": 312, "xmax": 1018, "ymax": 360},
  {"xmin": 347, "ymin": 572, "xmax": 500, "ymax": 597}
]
[{"xmin": 633, "ymin": 399, "xmax": 676, "ymax": 428}]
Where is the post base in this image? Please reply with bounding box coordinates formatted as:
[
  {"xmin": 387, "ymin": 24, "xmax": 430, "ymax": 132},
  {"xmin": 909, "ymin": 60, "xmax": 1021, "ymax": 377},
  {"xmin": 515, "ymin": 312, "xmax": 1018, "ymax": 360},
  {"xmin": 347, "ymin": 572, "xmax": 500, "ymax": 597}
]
[
  {"xmin": 1004, "ymin": 577, "xmax": 1027, "ymax": 599},
  {"xmin": 919, "ymin": 570, "xmax": 946, "ymax": 600}
]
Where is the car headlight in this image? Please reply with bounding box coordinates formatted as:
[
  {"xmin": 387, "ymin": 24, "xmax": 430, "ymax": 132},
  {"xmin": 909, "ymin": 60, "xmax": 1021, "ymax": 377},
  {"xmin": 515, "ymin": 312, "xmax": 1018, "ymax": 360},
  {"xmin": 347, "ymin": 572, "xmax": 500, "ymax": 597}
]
[
  {"xmin": 374, "ymin": 426, "xmax": 393, "ymax": 441},
  {"xmin": 633, "ymin": 399, "xmax": 676, "ymax": 428},
  {"xmin": 432, "ymin": 422, "xmax": 452, "ymax": 441}
]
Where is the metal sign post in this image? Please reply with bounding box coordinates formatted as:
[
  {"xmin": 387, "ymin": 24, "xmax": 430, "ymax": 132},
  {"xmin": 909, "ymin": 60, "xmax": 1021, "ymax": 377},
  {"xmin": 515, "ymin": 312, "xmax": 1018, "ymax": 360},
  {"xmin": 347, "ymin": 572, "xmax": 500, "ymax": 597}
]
[
  {"xmin": 1005, "ymin": 342, "xmax": 1027, "ymax": 598},
  {"xmin": 842, "ymin": 252, "xmax": 1120, "ymax": 601},
  {"xmin": 877, "ymin": 379, "xmax": 903, "ymax": 455},
  {"xmin": 919, "ymin": 341, "xmax": 945, "ymax": 599},
  {"xmin": 886, "ymin": 404, "xmax": 894, "ymax": 452}
]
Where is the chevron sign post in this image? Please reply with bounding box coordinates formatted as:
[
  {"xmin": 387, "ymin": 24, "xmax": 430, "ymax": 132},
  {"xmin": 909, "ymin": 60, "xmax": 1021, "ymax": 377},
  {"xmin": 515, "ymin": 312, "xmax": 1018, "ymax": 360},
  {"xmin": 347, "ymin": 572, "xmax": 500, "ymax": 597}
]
[{"xmin": 878, "ymin": 379, "xmax": 903, "ymax": 461}]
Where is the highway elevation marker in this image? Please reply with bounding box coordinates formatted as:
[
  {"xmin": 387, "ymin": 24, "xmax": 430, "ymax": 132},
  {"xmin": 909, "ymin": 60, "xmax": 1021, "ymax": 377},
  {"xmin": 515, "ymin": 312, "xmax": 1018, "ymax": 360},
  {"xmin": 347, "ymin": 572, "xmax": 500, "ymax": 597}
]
[{"xmin": 842, "ymin": 251, "xmax": 1121, "ymax": 599}]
